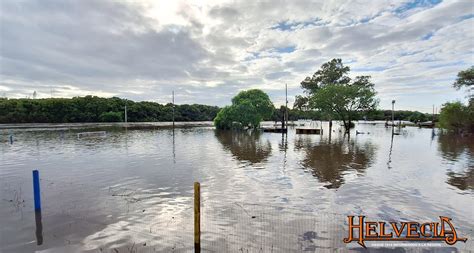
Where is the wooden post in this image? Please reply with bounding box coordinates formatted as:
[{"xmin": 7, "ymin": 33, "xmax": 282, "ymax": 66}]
[{"xmin": 194, "ymin": 182, "xmax": 201, "ymax": 253}]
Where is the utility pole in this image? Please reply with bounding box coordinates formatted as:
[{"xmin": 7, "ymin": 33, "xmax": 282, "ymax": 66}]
[
  {"xmin": 432, "ymin": 104, "xmax": 435, "ymax": 122},
  {"xmin": 391, "ymin": 100, "xmax": 395, "ymax": 134},
  {"xmin": 172, "ymin": 91, "xmax": 175, "ymax": 128},
  {"xmin": 285, "ymin": 83, "xmax": 288, "ymax": 131}
]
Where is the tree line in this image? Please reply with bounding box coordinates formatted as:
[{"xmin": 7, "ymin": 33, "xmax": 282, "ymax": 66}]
[
  {"xmin": 0, "ymin": 95, "xmax": 435, "ymax": 125},
  {"xmin": 279, "ymin": 108, "xmax": 434, "ymax": 122},
  {"xmin": 0, "ymin": 96, "xmax": 220, "ymax": 123}
]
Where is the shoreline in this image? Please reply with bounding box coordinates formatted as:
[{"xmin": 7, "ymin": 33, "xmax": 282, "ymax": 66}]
[{"xmin": 0, "ymin": 121, "xmax": 214, "ymax": 130}]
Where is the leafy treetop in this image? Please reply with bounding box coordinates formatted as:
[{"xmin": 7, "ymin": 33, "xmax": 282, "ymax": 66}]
[{"xmin": 453, "ymin": 66, "xmax": 474, "ymax": 90}]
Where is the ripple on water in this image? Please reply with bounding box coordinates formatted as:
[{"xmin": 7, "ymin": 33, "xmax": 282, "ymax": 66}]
[{"xmin": 0, "ymin": 125, "xmax": 473, "ymax": 252}]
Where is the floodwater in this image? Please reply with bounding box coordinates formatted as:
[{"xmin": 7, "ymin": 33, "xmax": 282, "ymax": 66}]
[{"xmin": 0, "ymin": 122, "xmax": 473, "ymax": 252}]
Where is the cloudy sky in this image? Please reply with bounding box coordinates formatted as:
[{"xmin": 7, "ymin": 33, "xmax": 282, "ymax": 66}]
[{"xmin": 0, "ymin": 0, "xmax": 473, "ymax": 112}]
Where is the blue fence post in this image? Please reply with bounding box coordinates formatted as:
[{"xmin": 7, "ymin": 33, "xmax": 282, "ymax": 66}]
[
  {"xmin": 32, "ymin": 170, "xmax": 41, "ymax": 211},
  {"xmin": 9, "ymin": 135, "xmax": 13, "ymax": 144}
]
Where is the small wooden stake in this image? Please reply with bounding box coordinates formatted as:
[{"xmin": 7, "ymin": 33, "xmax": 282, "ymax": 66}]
[{"xmin": 194, "ymin": 182, "xmax": 201, "ymax": 253}]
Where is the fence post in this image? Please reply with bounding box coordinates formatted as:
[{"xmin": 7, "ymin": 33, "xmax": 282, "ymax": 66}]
[
  {"xmin": 32, "ymin": 170, "xmax": 43, "ymax": 245},
  {"xmin": 194, "ymin": 182, "xmax": 201, "ymax": 253},
  {"xmin": 32, "ymin": 170, "xmax": 41, "ymax": 211}
]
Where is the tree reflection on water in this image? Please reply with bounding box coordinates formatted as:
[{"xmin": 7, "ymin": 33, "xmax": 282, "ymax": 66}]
[
  {"xmin": 438, "ymin": 133, "xmax": 474, "ymax": 191},
  {"xmin": 215, "ymin": 130, "xmax": 272, "ymax": 163},
  {"xmin": 295, "ymin": 136, "xmax": 377, "ymax": 189}
]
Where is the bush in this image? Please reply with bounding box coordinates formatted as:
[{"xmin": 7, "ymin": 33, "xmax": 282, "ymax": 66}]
[{"xmin": 438, "ymin": 102, "xmax": 473, "ymax": 133}]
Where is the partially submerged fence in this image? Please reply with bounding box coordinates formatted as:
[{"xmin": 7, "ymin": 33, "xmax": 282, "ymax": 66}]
[{"xmin": 1, "ymin": 170, "xmax": 472, "ymax": 252}]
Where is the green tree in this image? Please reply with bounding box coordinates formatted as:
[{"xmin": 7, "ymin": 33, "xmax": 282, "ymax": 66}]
[
  {"xmin": 453, "ymin": 66, "xmax": 473, "ymax": 91},
  {"xmin": 437, "ymin": 67, "xmax": 474, "ymax": 134},
  {"xmin": 231, "ymin": 89, "xmax": 274, "ymax": 120},
  {"xmin": 214, "ymin": 89, "xmax": 274, "ymax": 130},
  {"xmin": 301, "ymin": 58, "xmax": 351, "ymax": 93},
  {"xmin": 438, "ymin": 102, "xmax": 471, "ymax": 133},
  {"xmin": 293, "ymin": 95, "xmax": 309, "ymax": 110},
  {"xmin": 304, "ymin": 59, "xmax": 378, "ymax": 132},
  {"xmin": 0, "ymin": 96, "xmax": 221, "ymax": 123}
]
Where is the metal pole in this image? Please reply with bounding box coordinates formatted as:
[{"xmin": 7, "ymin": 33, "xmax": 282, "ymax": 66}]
[
  {"xmin": 194, "ymin": 182, "xmax": 201, "ymax": 253},
  {"xmin": 285, "ymin": 83, "xmax": 288, "ymax": 131},
  {"xmin": 32, "ymin": 170, "xmax": 43, "ymax": 245},
  {"xmin": 32, "ymin": 170, "xmax": 41, "ymax": 211},
  {"xmin": 172, "ymin": 91, "xmax": 175, "ymax": 128},
  {"xmin": 391, "ymin": 100, "xmax": 395, "ymax": 128}
]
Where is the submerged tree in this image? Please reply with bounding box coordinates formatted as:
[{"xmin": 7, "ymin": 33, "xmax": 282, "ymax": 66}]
[
  {"xmin": 438, "ymin": 102, "xmax": 470, "ymax": 132},
  {"xmin": 438, "ymin": 67, "xmax": 474, "ymax": 134},
  {"xmin": 300, "ymin": 59, "xmax": 378, "ymax": 132},
  {"xmin": 214, "ymin": 89, "xmax": 274, "ymax": 130}
]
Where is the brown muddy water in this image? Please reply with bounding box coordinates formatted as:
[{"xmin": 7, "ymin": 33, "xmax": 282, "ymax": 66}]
[{"xmin": 0, "ymin": 122, "xmax": 473, "ymax": 252}]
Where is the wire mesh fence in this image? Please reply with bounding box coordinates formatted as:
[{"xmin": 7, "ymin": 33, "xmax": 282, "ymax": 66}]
[
  {"xmin": 1, "ymin": 173, "xmax": 349, "ymax": 252},
  {"xmin": 2, "ymin": 174, "xmax": 473, "ymax": 253},
  {"xmin": 201, "ymin": 201, "xmax": 346, "ymax": 252}
]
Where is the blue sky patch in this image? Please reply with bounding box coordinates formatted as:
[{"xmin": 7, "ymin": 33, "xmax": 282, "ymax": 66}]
[
  {"xmin": 428, "ymin": 61, "xmax": 464, "ymax": 69},
  {"xmin": 394, "ymin": 0, "xmax": 442, "ymax": 15},
  {"xmin": 271, "ymin": 18, "xmax": 323, "ymax": 31},
  {"xmin": 422, "ymin": 32, "xmax": 434, "ymax": 40},
  {"xmin": 459, "ymin": 14, "xmax": 474, "ymax": 21},
  {"xmin": 352, "ymin": 66, "xmax": 387, "ymax": 72},
  {"xmin": 400, "ymin": 51, "xmax": 421, "ymax": 57},
  {"xmin": 274, "ymin": 46, "xmax": 296, "ymax": 53}
]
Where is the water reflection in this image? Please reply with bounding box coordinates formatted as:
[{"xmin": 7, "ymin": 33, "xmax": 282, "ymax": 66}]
[
  {"xmin": 2, "ymin": 125, "xmax": 473, "ymax": 252},
  {"xmin": 437, "ymin": 134, "xmax": 474, "ymax": 161},
  {"xmin": 295, "ymin": 137, "xmax": 377, "ymax": 189},
  {"xmin": 215, "ymin": 130, "xmax": 272, "ymax": 163},
  {"xmin": 438, "ymin": 134, "xmax": 474, "ymax": 191},
  {"xmin": 447, "ymin": 169, "xmax": 474, "ymax": 191},
  {"xmin": 35, "ymin": 211, "xmax": 43, "ymax": 245},
  {"xmin": 387, "ymin": 133, "xmax": 394, "ymax": 169}
]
